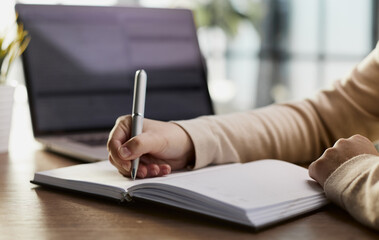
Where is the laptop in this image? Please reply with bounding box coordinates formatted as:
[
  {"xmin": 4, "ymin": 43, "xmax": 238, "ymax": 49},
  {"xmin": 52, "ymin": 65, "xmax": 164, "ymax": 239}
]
[{"xmin": 16, "ymin": 4, "xmax": 214, "ymax": 162}]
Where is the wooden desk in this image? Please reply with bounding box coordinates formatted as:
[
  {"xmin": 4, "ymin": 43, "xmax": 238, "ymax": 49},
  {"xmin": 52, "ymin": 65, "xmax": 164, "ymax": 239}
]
[
  {"xmin": 0, "ymin": 100, "xmax": 378, "ymax": 239},
  {"xmin": 2, "ymin": 148, "xmax": 379, "ymax": 239}
]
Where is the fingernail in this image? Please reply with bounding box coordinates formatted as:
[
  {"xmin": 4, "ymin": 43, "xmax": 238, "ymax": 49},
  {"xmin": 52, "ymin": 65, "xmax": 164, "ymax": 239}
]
[
  {"xmin": 152, "ymin": 169, "xmax": 158, "ymax": 176},
  {"xmin": 162, "ymin": 168, "xmax": 170, "ymax": 175},
  {"xmin": 119, "ymin": 147, "xmax": 131, "ymax": 158}
]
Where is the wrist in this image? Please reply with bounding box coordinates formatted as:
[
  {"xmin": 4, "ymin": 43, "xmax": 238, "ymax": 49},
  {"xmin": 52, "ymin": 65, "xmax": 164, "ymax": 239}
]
[
  {"xmin": 169, "ymin": 122, "xmax": 196, "ymax": 169},
  {"xmin": 180, "ymin": 126, "xmax": 196, "ymax": 169}
]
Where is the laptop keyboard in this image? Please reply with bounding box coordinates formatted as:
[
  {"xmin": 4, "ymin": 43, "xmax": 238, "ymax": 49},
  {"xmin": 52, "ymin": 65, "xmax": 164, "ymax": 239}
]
[{"xmin": 68, "ymin": 133, "xmax": 109, "ymax": 146}]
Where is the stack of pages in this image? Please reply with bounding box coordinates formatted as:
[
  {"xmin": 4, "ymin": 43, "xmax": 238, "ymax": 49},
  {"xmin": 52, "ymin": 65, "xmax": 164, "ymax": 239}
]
[{"xmin": 32, "ymin": 159, "xmax": 328, "ymax": 229}]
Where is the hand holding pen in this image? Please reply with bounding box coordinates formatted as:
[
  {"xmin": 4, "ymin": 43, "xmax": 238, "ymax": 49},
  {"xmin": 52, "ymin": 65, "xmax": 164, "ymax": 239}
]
[{"xmin": 107, "ymin": 70, "xmax": 195, "ymax": 179}]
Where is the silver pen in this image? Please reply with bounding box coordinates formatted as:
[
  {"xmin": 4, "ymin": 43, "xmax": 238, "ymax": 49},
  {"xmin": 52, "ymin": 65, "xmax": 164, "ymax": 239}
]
[{"xmin": 131, "ymin": 69, "xmax": 147, "ymax": 180}]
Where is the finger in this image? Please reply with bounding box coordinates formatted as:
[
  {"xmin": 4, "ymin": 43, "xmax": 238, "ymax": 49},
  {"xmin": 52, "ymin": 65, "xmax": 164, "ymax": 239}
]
[
  {"xmin": 107, "ymin": 116, "xmax": 133, "ymax": 167},
  {"xmin": 120, "ymin": 160, "xmax": 131, "ymax": 173},
  {"xmin": 107, "ymin": 115, "xmax": 131, "ymax": 153},
  {"xmin": 350, "ymin": 134, "xmax": 368, "ymax": 142},
  {"xmin": 109, "ymin": 154, "xmax": 121, "ymax": 169},
  {"xmin": 143, "ymin": 163, "xmax": 170, "ymax": 178},
  {"xmin": 109, "ymin": 147, "xmax": 131, "ymax": 174},
  {"xmin": 132, "ymin": 161, "xmax": 171, "ymax": 179},
  {"xmin": 146, "ymin": 163, "xmax": 160, "ymax": 178},
  {"xmin": 158, "ymin": 164, "xmax": 171, "ymax": 176},
  {"xmin": 109, "ymin": 154, "xmax": 129, "ymax": 176},
  {"xmin": 308, "ymin": 160, "xmax": 325, "ymax": 187},
  {"xmin": 136, "ymin": 164, "xmax": 148, "ymax": 178},
  {"xmin": 140, "ymin": 156, "xmax": 171, "ymax": 174},
  {"xmin": 333, "ymin": 138, "xmax": 352, "ymax": 153},
  {"xmin": 308, "ymin": 155, "xmax": 333, "ymax": 187},
  {"xmin": 122, "ymin": 132, "xmax": 166, "ymax": 161},
  {"xmin": 308, "ymin": 161, "xmax": 318, "ymax": 182}
]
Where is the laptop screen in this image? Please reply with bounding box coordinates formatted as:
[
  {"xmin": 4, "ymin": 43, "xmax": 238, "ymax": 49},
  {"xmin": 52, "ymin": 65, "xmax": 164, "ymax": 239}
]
[{"xmin": 16, "ymin": 4, "xmax": 213, "ymax": 136}]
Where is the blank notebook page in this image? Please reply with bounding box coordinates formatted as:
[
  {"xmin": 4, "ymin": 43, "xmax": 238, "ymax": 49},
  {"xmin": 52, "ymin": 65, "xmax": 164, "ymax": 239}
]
[{"xmin": 154, "ymin": 159, "xmax": 324, "ymax": 210}]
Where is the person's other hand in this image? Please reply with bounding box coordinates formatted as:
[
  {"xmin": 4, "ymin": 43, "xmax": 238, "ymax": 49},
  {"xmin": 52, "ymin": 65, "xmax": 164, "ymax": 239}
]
[
  {"xmin": 107, "ymin": 115, "xmax": 195, "ymax": 179},
  {"xmin": 309, "ymin": 134, "xmax": 379, "ymax": 187}
]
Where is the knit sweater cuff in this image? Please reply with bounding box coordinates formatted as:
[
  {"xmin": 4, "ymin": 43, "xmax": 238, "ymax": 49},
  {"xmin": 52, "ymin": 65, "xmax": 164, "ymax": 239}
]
[{"xmin": 324, "ymin": 154, "xmax": 379, "ymax": 209}]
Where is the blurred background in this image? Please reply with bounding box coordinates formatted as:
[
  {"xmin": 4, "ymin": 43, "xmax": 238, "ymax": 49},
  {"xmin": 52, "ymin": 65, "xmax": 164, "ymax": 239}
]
[{"xmin": 1, "ymin": 0, "xmax": 377, "ymax": 114}]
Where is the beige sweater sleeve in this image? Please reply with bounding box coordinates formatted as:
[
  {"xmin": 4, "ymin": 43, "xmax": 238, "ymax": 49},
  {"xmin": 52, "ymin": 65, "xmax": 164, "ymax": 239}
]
[
  {"xmin": 175, "ymin": 43, "xmax": 379, "ymax": 229},
  {"xmin": 324, "ymin": 154, "xmax": 379, "ymax": 229},
  {"xmin": 176, "ymin": 44, "xmax": 379, "ymax": 169}
]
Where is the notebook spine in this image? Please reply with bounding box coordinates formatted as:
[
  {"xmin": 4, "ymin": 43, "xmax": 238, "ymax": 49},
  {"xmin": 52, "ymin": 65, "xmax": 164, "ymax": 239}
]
[{"xmin": 122, "ymin": 192, "xmax": 133, "ymax": 202}]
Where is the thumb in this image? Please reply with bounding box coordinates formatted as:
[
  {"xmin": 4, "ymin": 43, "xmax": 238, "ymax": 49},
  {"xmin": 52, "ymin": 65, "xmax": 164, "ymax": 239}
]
[{"xmin": 119, "ymin": 132, "xmax": 166, "ymax": 160}]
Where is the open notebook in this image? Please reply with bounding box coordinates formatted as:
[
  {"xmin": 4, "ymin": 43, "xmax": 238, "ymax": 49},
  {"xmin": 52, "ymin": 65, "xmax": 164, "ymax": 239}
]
[{"xmin": 31, "ymin": 159, "xmax": 328, "ymax": 229}]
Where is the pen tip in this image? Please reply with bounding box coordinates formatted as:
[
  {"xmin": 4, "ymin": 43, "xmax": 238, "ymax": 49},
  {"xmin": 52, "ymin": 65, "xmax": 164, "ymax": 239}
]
[{"xmin": 131, "ymin": 168, "xmax": 137, "ymax": 180}]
